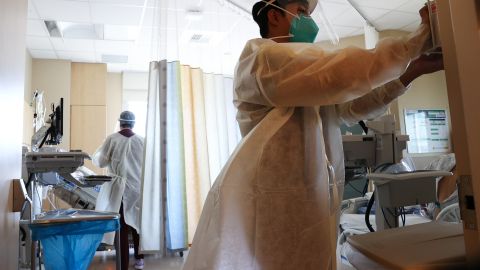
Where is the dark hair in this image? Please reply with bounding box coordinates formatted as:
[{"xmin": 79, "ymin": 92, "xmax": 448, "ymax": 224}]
[{"xmin": 252, "ymin": 1, "xmax": 285, "ymax": 38}]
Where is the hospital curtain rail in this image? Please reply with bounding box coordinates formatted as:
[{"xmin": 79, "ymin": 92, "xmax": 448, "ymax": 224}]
[{"xmin": 140, "ymin": 60, "xmax": 241, "ymax": 254}]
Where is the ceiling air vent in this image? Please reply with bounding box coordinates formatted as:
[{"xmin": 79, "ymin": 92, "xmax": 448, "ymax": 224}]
[{"xmin": 44, "ymin": 20, "xmax": 62, "ymax": 38}]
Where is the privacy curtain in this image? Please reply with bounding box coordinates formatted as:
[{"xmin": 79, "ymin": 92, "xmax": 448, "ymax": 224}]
[{"xmin": 140, "ymin": 60, "xmax": 241, "ymax": 254}]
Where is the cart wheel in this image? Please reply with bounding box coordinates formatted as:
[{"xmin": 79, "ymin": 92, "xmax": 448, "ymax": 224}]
[{"xmin": 179, "ymin": 251, "xmax": 184, "ymax": 257}]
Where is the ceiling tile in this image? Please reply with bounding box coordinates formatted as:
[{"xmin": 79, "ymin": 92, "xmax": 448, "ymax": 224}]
[
  {"xmin": 104, "ymin": 25, "xmax": 139, "ymax": 41},
  {"xmin": 34, "ymin": 0, "xmax": 91, "ymax": 22},
  {"xmin": 314, "ymin": 1, "xmax": 350, "ymax": 21},
  {"xmin": 89, "ymin": 0, "xmax": 146, "ymax": 6},
  {"xmin": 57, "ymin": 50, "xmax": 96, "ymax": 62},
  {"xmin": 142, "ymin": 8, "xmax": 189, "ymax": 29},
  {"xmin": 355, "ymin": 6, "xmax": 391, "ymax": 23},
  {"xmin": 401, "ymin": 20, "xmax": 422, "ymax": 33},
  {"xmin": 373, "ymin": 11, "xmax": 419, "ymax": 31},
  {"xmin": 137, "ymin": 27, "xmax": 160, "ymax": 46},
  {"xmin": 95, "ymin": 40, "xmax": 134, "ymax": 54},
  {"xmin": 90, "ymin": 3, "xmax": 143, "ymax": 25},
  {"xmin": 26, "ymin": 36, "xmax": 53, "ymax": 50},
  {"xmin": 28, "ymin": 0, "xmax": 39, "ymax": 19},
  {"xmin": 396, "ymin": 0, "xmax": 425, "ymax": 13},
  {"xmin": 333, "ymin": 6, "xmax": 366, "ymax": 27},
  {"xmin": 350, "ymin": 28, "xmax": 365, "ymax": 36},
  {"xmin": 29, "ymin": 49, "xmax": 57, "ymax": 59},
  {"xmin": 350, "ymin": 0, "xmax": 410, "ymax": 10},
  {"xmin": 27, "ymin": 20, "xmax": 49, "ymax": 37},
  {"xmin": 51, "ymin": 38, "xmax": 95, "ymax": 52}
]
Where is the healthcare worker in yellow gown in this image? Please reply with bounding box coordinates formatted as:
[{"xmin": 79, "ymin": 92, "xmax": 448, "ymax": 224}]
[{"xmin": 183, "ymin": 0, "xmax": 444, "ymax": 269}]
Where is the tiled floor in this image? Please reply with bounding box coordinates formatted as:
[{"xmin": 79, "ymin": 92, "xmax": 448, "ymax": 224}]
[{"xmin": 88, "ymin": 250, "xmax": 186, "ymax": 270}]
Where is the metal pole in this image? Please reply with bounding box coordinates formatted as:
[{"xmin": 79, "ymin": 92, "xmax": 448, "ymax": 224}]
[{"xmin": 30, "ymin": 177, "xmax": 36, "ymax": 270}]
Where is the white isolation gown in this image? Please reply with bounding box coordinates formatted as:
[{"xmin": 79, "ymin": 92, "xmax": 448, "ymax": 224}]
[
  {"xmin": 183, "ymin": 23, "xmax": 431, "ymax": 270},
  {"xmin": 93, "ymin": 132, "xmax": 144, "ymax": 245}
]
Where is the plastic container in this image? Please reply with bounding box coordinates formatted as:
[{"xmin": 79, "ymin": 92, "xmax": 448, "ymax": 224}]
[{"xmin": 29, "ymin": 209, "xmax": 120, "ymax": 270}]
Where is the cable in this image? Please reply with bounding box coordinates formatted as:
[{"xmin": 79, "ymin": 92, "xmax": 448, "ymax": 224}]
[
  {"xmin": 358, "ymin": 120, "xmax": 369, "ymax": 134},
  {"xmin": 401, "ymin": 207, "xmax": 406, "ymax": 227},
  {"xmin": 364, "ymin": 163, "xmax": 395, "ymax": 232},
  {"xmin": 365, "ymin": 190, "xmax": 376, "ymax": 232},
  {"xmin": 362, "ymin": 179, "xmax": 369, "ymax": 196}
]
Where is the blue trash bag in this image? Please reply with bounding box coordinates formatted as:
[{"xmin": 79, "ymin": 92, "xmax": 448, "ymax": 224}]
[{"xmin": 30, "ymin": 219, "xmax": 119, "ymax": 270}]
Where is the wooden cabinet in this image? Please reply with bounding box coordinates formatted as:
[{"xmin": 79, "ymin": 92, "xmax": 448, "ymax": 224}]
[
  {"xmin": 70, "ymin": 63, "xmax": 107, "ymax": 174},
  {"xmin": 71, "ymin": 63, "xmax": 107, "ymax": 106}
]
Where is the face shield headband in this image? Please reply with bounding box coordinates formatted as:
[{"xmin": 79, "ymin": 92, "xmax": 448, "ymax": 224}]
[{"xmin": 256, "ymin": 0, "xmax": 339, "ymax": 45}]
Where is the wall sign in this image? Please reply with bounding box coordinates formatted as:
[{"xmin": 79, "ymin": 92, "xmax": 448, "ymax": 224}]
[{"xmin": 404, "ymin": 109, "xmax": 450, "ymax": 153}]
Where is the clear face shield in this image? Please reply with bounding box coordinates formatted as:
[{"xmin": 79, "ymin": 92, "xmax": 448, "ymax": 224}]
[{"xmin": 257, "ymin": 0, "xmax": 339, "ymax": 45}]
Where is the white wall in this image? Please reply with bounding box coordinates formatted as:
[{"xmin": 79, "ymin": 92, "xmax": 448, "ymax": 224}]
[
  {"xmin": 380, "ymin": 31, "xmax": 451, "ymax": 157},
  {"xmin": 0, "ymin": 0, "xmax": 27, "ymax": 269},
  {"xmin": 25, "ymin": 59, "xmax": 123, "ymax": 149},
  {"xmin": 106, "ymin": 73, "xmax": 123, "ymax": 134},
  {"xmin": 23, "ymin": 50, "xmax": 34, "ymax": 145},
  {"xmin": 31, "ymin": 59, "xmax": 72, "ymax": 150},
  {"xmin": 122, "ymin": 72, "xmax": 149, "ymax": 136}
]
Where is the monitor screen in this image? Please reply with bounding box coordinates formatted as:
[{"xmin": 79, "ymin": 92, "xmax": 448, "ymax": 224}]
[{"xmin": 46, "ymin": 98, "xmax": 63, "ymax": 145}]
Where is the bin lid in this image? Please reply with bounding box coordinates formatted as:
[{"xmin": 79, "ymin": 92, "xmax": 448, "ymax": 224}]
[{"xmin": 32, "ymin": 209, "xmax": 119, "ymax": 225}]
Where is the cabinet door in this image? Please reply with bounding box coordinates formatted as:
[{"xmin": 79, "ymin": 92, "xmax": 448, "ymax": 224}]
[
  {"xmin": 71, "ymin": 105, "xmax": 106, "ymax": 174},
  {"xmin": 71, "ymin": 63, "xmax": 107, "ymax": 106}
]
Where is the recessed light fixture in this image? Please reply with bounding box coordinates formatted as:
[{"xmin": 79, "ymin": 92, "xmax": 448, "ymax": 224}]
[{"xmin": 44, "ymin": 20, "xmax": 104, "ymax": 40}]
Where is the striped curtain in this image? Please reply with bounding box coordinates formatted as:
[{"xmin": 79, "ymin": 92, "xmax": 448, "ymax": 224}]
[{"xmin": 140, "ymin": 61, "xmax": 241, "ymax": 254}]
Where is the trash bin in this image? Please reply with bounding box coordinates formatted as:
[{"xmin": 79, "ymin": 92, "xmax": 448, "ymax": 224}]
[{"xmin": 29, "ymin": 209, "xmax": 120, "ymax": 270}]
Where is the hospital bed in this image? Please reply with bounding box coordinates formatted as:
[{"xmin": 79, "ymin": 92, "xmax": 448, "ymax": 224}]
[{"xmin": 338, "ymin": 154, "xmax": 460, "ymax": 269}]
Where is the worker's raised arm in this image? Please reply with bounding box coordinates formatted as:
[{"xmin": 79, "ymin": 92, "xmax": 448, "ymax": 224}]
[
  {"xmin": 241, "ymin": 23, "xmax": 430, "ymax": 107},
  {"xmin": 336, "ymin": 50, "xmax": 445, "ymax": 125}
]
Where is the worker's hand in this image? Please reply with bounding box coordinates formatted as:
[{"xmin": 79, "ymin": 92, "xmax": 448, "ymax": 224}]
[
  {"xmin": 400, "ymin": 49, "xmax": 444, "ymax": 86},
  {"xmin": 412, "ymin": 49, "xmax": 444, "ymax": 74},
  {"xmin": 419, "ymin": 5, "xmax": 430, "ymax": 25}
]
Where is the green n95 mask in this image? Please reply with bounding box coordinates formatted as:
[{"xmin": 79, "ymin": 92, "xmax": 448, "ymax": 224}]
[
  {"xmin": 256, "ymin": 0, "xmax": 338, "ymax": 45},
  {"xmin": 257, "ymin": 0, "xmax": 319, "ymax": 43},
  {"xmin": 289, "ymin": 14, "xmax": 319, "ymax": 43}
]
